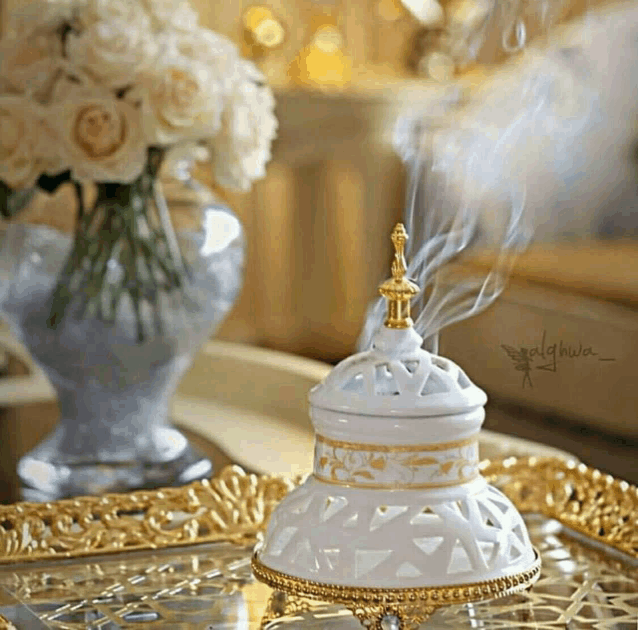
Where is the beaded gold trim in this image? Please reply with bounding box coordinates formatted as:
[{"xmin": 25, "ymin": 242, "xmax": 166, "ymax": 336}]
[{"xmin": 252, "ymin": 550, "xmax": 541, "ymax": 630}]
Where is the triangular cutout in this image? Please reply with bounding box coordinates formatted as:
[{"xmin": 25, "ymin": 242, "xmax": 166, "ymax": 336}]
[
  {"xmin": 268, "ymin": 526, "xmax": 298, "ymax": 557},
  {"xmin": 343, "ymin": 513, "xmax": 358, "ymax": 528},
  {"xmin": 479, "ymin": 541, "xmax": 498, "ymax": 568},
  {"xmin": 292, "ymin": 538, "xmax": 316, "ymax": 570},
  {"xmin": 397, "ymin": 562, "xmax": 422, "ymax": 578},
  {"xmin": 374, "ymin": 364, "xmax": 399, "ymax": 396},
  {"xmin": 289, "ymin": 492, "xmax": 314, "ymax": 515},
  {"xmin": 509, "ymin": 545, "xmax": 523, "ymax": 562},
  {"xmin": 512, "ymin": 524, "xmax": 525, "ymax": 543},
  {"xmin": 457, "ymin": 370, "xmax": 472, "ymax": 389},
  {"xmin": 478, "ymin": 500, "xmax": 504, "ymax": 529},
  {"xmin": 320, "ymin": 496, "xmax": 348, "ymax": 522},
  {"xmin": 507, "ymin": 527, "xmax": 529, "ymax": 560},
  {"xmin": 431, "ymin": 356, "xmax": 452, "ymax": 372},
  {"xmin": 414, "ymin": 536, "xmax": 445, "ymax": 555},
  {"xmin": 420, "ymin": 373, "xmax": 449, "ymax": 395},
  {"xmin": 409, "ymin": 509, "xmax": 441, "ymax": 526},
  {"xmin": 355, "ymin": 549, "xmax": 393, "ymax": 579},
  {"xmin": 490, "ymin": 499, "xmax": 511, "ymax": 514},
  {"xmin": 447, "ymin": 539, "xmax": 473, "ymax": 574},
  {"xmin": 322, "ymin": 548, "xmax": 340, "ymax": 571},
  {"xmin": 487, "ymin": 490, "xmax": 513, "ymax": 514},
  {"xmin": 370, "ymin": 506, "xmax": 408, "ymax": 531},
  {"xmin": 343, "ymin": 372, "xmax": 364, "ymax": 393},
  {"xmin": 403, "ymin": 360, "xmax": 419, "ymax": 374},
  {"xmin": 456, "ymin": 500, "xmax": 469, "ymax": 519}
]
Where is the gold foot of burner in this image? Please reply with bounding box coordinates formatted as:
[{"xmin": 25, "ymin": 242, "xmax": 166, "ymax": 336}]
[
  {"xmin": 348, "ymin": 604, "xmax": 435, "ymax": 630},
  {"xmin": 260, "ymin": 592, "xmax": 312, "ymax": 629},
  {"xmin": 253, "ymin": 550, "xmax": 541, "ymax": 629}
]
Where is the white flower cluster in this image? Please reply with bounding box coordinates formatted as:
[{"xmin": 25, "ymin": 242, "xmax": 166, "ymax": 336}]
[{"xmin": 0, "ymin": 0, "xmax": 277, "ymax": 190}]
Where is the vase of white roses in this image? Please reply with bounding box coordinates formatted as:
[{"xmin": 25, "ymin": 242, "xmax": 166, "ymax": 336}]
[{"xmin": 0, "ymin": 0, "xmax": 277, "ymax": 500}]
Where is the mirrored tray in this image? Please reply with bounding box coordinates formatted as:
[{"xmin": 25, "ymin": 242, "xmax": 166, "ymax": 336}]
[{"xmin": 0, "ymin": 458, "xmax": 636, "ymax": 629}]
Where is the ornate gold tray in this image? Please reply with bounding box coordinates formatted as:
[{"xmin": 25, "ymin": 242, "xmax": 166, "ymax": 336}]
[{"xmin": 0, "ymin": 457, "xmax": 636, "ymax": 629}]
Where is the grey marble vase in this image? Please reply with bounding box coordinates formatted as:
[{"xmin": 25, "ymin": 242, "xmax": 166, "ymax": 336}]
[{"xmin": 0, "ymin": 192, "xmax": 244, "ymax": 501}]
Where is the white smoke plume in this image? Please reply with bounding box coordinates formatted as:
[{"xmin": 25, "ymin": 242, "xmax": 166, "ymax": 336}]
[{"xmin": 359, "ymin": 0, "xmax": 638, "ymax": 352}]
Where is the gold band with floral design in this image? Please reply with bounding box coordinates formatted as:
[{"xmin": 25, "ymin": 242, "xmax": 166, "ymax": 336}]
[{"xmin": 314, "ymin": 434, "xmax": 479, "ymax": 489}]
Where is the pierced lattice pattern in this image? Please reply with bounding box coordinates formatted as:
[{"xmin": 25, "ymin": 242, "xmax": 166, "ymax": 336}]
[
  {"xmin": 338, "ymin": 356, "xmax": 470, "ymax": 399},
  {"xmin": 310, "ymin": 325, "xmax": 487, "ymax": 416},
  {"xmin": 311, "ymin": 339, "xmax": 486, "ymax": 415},
  {"xmin": 262, "ymin": 520, "xmax": 638, "ymax": 629},
  {"xmin": 260, "ymin": 480, "xmax": 534, "ymax": 588}
]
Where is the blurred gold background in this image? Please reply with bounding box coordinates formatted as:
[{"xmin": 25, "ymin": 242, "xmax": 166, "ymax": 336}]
[{"xmin": 0, "ymin": 0, "xmax": 615, "ymax": 363}]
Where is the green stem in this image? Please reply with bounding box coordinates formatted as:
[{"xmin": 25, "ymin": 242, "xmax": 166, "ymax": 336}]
[
  {"xmin": 47, "ymin": 148, "xmax": 186, "ymax": 342},
  {"xmin": 74, "ymin": 182, "xmax": 85, "ymax": 224},
  {"xmin": 153, "ymin": 179, "xmax": 187, "ymax": 279}
]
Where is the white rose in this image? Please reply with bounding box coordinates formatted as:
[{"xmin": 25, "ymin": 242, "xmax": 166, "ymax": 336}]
[
  {"xmin": 52, "ymin": 85, "xmax": 147, "ymax": 183},
  {"xmin": 209, "ymin": 60, "xmax": 277, "ymax": 192},
  {"xmin": 0, "ymin": 28, "xmax": 64, "ymax": 97},
  {"xmin": 139, "ymin": 0, "xmax": 198, "ymax": 32},
  {"xmin": 66, "ymin": 17, "xmax": 158, "ymax": 89},
  {"xmin": 162, "ymin": 141, "xmax": 209, "ymax": 177},
  {"xmin": 137, "ymin": 52, "xmax": 227, "ymax": 145},
  {"xmin": 77, "ymin": 0, "xmax": 147, "ymax": 30},
  {"xmin": 0, "ymin": 97, "xmax": 46, "ymax": 189},
  {"xmin": 158, "ymin": 27, "xmax": 238, "ymax": 65},
  {"xmin": 6, "ymin": 0, "xmax": 74, "ymax": 38},
  {"xmin": 1, "ymin": 1, "xmax": 74, "ymax": 97}
]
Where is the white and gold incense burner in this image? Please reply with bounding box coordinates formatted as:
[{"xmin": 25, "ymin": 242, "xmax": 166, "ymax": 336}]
[{"xmin": 252, "ymin": 224, "xmax": 540, "ymax": 629}]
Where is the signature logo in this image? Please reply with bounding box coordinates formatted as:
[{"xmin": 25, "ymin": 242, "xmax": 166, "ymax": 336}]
[{"xmin": 501, "ymin": 330, "xmax": 616, "ymax": 388}]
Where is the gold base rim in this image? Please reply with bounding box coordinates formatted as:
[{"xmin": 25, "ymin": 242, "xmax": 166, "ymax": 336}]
[{"xmin": 253, "ymin": 548, "xmax": 541, "ymax": 628}]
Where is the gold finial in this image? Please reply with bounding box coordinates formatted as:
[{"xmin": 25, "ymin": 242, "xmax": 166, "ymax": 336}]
[{"xmin": 379, "ymin": 223, "xmax": 420, "ymax": 329}]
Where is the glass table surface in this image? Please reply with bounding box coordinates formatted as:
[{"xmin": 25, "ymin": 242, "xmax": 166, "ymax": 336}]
[{"xmin": 0, "ymin": 513, "xmax": 636, "ymax": 630}]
